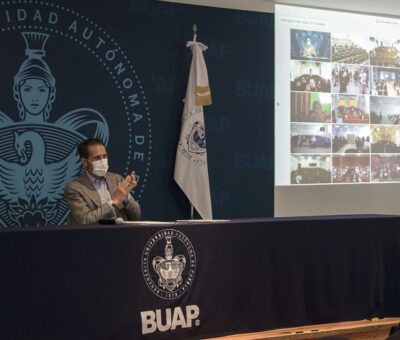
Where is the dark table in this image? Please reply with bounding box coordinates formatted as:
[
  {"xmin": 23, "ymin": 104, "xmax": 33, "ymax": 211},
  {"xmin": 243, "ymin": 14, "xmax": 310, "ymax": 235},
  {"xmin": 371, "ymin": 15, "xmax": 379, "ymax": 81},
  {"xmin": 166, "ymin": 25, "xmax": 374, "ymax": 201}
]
[{"xmin": 0, "ymin": 215, "xmax": 400, "ymax": 339}]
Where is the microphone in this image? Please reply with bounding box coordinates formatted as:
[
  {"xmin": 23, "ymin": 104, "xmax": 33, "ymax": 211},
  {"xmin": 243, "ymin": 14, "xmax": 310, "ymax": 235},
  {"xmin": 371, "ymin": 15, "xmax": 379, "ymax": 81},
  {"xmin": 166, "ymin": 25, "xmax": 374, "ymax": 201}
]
[{"xmin": 98, "ymin": 217, "xmax": 125, "ymax": 225}]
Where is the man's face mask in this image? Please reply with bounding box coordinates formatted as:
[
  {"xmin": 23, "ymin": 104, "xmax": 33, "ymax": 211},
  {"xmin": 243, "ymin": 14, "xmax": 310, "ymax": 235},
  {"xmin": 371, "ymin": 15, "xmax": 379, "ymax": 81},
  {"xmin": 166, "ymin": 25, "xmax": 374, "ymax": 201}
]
[{"xmin": 90, "ymin": 158, "xmax": 109, "ymax": 177}]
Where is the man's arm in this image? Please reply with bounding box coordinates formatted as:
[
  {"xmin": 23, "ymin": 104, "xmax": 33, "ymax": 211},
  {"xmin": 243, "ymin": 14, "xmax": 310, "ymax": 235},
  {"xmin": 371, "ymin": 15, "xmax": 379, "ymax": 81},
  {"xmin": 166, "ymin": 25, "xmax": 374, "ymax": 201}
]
[
  {"xmin": 111, "ymin": 174, "xmax": 141, "ymax": 221},
  {"xmin": 124, "ymin": 193, "xmax": 141, "ymax": 221},
  {"xmin": 64, "ymin": 182, "xmax": 115, "ymax": 224}
]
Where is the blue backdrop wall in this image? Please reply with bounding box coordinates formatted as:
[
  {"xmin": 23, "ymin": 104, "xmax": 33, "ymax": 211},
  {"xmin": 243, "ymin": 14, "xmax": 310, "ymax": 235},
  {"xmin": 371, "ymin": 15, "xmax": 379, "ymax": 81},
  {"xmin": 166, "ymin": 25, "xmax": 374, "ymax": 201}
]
[{"xmin": 0, "ymin": 0, "xmax": 274, "ymax": 226}]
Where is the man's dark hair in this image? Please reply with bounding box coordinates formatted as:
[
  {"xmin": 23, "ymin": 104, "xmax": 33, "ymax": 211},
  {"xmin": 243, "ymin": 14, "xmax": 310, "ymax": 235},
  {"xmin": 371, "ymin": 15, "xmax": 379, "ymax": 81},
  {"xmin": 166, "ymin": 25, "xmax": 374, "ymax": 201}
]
[{"xmin": 77, "ymin": 138, "xmax": 105, "ymax": 159}]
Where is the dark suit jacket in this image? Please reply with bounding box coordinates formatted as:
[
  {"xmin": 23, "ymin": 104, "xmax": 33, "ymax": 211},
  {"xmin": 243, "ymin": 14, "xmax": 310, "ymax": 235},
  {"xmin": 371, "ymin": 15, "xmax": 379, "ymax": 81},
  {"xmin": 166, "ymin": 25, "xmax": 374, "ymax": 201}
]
[{"xmin": 64, "ymin": 172, "xmax": 141, "ymax": 224}]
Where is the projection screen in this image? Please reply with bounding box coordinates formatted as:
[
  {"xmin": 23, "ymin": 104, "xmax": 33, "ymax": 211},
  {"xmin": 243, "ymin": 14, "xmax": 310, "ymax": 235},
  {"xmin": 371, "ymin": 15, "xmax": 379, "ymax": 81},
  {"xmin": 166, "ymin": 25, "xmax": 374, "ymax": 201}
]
[{"xmin": 275, "ymin": 4, "xmax": 400, "ymax": 216}]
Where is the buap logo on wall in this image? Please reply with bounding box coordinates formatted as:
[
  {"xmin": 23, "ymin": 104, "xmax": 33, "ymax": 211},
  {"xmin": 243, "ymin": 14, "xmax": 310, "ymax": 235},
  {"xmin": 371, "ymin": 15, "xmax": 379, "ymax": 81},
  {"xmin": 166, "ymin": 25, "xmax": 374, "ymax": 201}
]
[
  {"xmin": 0, "ymin": 1, "xmax": 151, "ymax": 227},
  {"xmin": 141, "ymin": 229, "xmax": 200, "ymax": 335}
]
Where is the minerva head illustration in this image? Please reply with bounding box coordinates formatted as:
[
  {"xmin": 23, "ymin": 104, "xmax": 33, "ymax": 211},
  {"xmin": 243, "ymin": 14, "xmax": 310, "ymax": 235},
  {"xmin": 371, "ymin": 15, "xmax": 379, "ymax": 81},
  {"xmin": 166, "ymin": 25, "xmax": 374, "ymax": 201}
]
[{"xmin": 14, "ymin": 32, "xmax": 56, "ymax": 123}]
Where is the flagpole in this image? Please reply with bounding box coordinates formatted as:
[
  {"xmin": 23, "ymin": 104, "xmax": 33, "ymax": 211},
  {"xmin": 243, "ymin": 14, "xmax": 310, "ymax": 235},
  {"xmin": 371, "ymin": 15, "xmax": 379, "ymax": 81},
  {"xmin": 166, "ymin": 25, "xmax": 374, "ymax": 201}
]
[
  {"xmin": 190, "ymin": 200, "xmax": 195, "ymax": 218},
  {"xmin": 190, "ymin": 23, "xmax": 197, "ymax": 220},
  {"xmin": 192, "ymin": 24, "xmax": 197, "ymax": 42}
]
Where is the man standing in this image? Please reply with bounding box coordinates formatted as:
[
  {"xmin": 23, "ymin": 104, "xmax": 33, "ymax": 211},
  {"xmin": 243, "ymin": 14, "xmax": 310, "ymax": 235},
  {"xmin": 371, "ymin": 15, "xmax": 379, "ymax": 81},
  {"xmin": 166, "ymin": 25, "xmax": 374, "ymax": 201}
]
[
  {"xmin": 359, "ymin": 68, "xmax": 368, "ymax": 94},
  {"xmin": 64, "ymin": 138, "xmax": 141, "ymax": 224},
  {"xmin": 303, "ymin": 37, "xmax": 316, "ymax": 58}
]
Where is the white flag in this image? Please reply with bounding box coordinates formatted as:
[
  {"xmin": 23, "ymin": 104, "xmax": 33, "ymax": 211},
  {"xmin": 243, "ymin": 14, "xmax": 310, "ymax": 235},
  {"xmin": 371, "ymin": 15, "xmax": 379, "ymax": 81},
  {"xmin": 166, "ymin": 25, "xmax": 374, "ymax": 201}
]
[{"xmin": 174, "ymin": 41, "xmax": 212, "ymax": 219}]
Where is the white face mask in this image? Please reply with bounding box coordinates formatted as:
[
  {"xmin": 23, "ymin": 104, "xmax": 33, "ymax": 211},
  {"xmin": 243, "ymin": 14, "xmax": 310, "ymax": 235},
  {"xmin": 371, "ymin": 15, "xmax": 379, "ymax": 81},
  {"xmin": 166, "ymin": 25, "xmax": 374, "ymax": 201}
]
[{"xmin": 90, "ymin": 159, "xmax": 109, "ymax": 177}]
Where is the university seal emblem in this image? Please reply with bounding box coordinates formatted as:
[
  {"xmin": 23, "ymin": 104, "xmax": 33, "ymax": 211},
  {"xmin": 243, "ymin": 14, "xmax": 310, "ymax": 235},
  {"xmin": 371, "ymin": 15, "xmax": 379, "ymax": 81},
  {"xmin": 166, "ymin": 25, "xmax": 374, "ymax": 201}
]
[
  {"xmin": 142, "ymin": 229, "xmax": 196, "ymax": 300},
  {"xmin": 177, "ymin": 106, "xmax": 207, "ymax": 165},
  {"xmin": 0, "ymin": 2, "xmax": 151, "ymax": 227}
]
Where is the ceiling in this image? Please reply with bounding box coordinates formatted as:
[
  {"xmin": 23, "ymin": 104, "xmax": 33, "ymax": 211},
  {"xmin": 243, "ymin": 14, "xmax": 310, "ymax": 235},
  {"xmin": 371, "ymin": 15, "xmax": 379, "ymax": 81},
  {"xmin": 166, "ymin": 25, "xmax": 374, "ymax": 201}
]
[
  {"xmin": 160, "ymin": 0, "xmax": 400, "ymax": 18},
  {"xmin": 274, "ymin": 0, "xmax": 400, "ymax": 18}
]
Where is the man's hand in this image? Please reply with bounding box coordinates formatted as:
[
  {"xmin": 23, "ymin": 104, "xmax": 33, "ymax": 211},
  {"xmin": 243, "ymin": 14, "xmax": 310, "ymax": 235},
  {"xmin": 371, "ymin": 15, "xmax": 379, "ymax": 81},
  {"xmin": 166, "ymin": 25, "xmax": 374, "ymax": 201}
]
[
  {"xmin": 112, "ymin": 171, "xmax": 137, "ymax": 206},
  {"xmin": 127, "ymin": 171, "xmax": 137, "ymax": 190}
]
